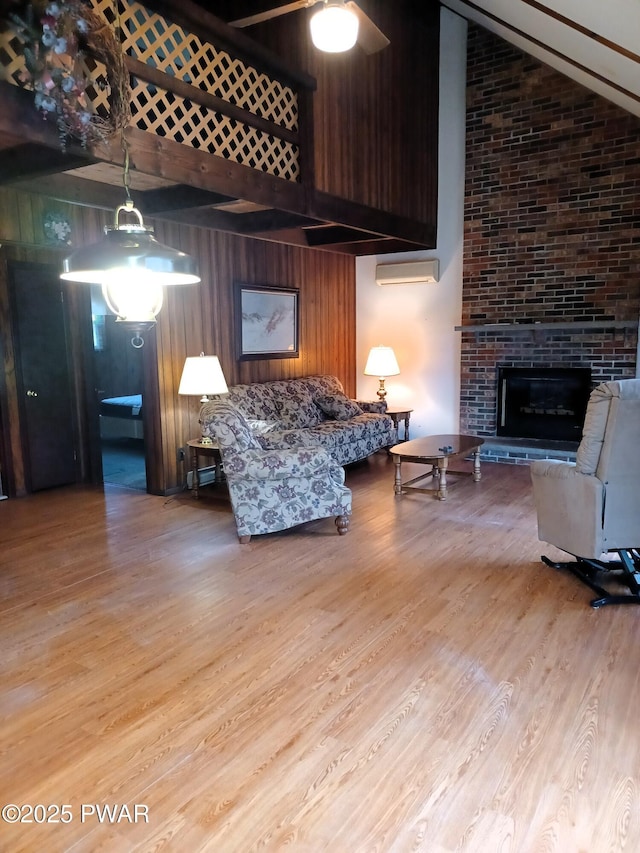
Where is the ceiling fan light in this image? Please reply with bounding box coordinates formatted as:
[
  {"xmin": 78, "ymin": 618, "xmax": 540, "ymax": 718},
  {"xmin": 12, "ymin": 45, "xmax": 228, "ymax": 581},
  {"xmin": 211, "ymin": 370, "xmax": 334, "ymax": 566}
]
[{"xmin": 310, "ymin": 2, "xmax": 359, "ymax": 53}]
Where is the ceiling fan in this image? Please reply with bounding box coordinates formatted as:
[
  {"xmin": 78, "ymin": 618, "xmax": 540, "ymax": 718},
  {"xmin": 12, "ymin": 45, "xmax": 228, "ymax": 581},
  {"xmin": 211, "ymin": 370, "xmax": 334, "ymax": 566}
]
[{"xmin": 229, "ymin": 1, "xmax": 390, "ymax": 54}]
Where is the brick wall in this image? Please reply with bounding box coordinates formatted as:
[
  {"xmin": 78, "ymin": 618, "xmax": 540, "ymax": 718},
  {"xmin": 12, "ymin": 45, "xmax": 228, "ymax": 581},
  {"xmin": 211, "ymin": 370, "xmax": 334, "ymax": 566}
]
[{"xmin": 461, "ymin": 24, "xmax": 640, "ymax": 437}]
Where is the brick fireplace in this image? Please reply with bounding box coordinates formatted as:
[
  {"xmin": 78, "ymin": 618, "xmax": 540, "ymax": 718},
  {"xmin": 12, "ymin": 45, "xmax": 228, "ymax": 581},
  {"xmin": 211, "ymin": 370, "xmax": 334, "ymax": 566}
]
[{"xmin": 459, "ymin": 25, "xmax": 639, "ymax": 460}]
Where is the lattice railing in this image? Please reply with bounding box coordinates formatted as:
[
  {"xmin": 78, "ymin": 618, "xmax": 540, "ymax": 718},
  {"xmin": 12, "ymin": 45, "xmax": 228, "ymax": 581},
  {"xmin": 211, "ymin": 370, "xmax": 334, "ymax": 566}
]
[
  {"xmin": 99, "ymin": 0, "xmax": 298, "ymax": 132},
  {"xmin": 128, "ymin": 75, "xmax": 299, "ymax": 180},
  {"xmin": 0, "ymin": 0, "xmax": 301, "ymax": 182}
]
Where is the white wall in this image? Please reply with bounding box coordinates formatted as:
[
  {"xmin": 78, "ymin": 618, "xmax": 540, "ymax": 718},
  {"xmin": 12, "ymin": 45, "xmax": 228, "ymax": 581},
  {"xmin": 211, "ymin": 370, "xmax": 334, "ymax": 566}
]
[{"xmin": 355, "ymin": 8, "xmax": 467, "ymax": 438}]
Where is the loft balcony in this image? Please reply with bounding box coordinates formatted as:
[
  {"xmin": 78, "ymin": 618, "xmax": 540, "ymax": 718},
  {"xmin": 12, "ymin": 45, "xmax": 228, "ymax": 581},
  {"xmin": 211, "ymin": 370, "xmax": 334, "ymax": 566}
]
[{"xmin": 0, "ymin": 0, "xmax": 436, "ymax": 254}]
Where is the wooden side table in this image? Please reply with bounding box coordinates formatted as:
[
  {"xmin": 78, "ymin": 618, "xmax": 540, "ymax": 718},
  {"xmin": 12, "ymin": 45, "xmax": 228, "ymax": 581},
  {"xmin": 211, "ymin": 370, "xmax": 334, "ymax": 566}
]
[
  {"xmin": 386, "ymin": 409, "xmax": 413, "ymax": 442},
  {"xmin": 187, "ymin": 439, "xmax": 223, "ymax": 499}
]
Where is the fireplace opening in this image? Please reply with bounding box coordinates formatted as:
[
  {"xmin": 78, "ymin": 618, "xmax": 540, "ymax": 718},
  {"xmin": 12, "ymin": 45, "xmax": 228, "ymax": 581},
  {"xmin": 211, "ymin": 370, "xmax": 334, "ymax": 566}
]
[{"xmin": 497, "ymin": 366, "xmax": 592, "ymax": 442}]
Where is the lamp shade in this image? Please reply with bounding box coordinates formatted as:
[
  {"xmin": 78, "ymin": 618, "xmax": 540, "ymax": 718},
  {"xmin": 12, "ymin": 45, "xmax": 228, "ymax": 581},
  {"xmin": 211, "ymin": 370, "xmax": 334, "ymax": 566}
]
[
  {"xmin": 310, "ymin": 1, "xmax": 359, "ymax": 52},
  {"xmin": 61, "ymin": 224, "xmax": 200, "ymax": 286},
  {"xmin": 178, "ymin": 354, "xmax": 228, "ymax": 400},
  {"xmin": 364, "ymin": 346, "xmax": 400, "ymax": 377}
]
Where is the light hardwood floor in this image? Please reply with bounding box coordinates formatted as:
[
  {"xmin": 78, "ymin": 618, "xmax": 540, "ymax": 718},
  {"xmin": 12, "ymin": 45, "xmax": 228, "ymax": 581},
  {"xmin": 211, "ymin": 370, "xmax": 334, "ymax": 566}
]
[{"xmin": 1, "ymin": 454, "xmax": 639, "ymax": 852}]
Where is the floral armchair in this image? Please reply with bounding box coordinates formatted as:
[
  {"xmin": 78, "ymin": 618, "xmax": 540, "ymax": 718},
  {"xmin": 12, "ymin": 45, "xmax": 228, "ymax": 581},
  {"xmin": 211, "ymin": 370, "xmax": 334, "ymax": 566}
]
[{"xmin": 204, "ymin": 400, "xmax": 352, "ymax": 543}]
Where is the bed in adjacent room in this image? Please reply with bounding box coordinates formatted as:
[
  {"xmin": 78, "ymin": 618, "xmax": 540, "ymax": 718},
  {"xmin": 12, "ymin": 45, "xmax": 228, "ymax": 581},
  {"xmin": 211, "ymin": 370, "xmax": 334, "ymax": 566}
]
[{"xmin": 99, "ymin": 394, "xmax": 144, "ymax": 440}]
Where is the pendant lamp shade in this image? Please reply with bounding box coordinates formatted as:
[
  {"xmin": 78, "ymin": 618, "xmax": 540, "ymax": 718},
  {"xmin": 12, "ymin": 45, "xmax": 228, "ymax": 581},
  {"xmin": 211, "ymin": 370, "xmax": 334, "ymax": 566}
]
[
  {"xmin": 310, "ymin": 1, "xmax": 359, "ymax": 53},
  {"xmin": 60, "ymin": 205, "xmax": 200, "ymax": 287}
]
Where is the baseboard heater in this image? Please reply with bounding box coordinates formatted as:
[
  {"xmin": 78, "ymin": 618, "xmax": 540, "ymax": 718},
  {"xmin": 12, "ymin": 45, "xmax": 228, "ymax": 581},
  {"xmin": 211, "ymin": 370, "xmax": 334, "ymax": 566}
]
[{"xmin": 186, "ymin": 466, "xmax": 217, "ymax": 490}]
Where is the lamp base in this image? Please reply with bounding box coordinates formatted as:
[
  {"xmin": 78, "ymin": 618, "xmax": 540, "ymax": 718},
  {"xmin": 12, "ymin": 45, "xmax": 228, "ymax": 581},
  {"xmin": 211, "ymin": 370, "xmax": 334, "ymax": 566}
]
[{"xmin": 376, "ymin": 378, "xmax": 387, "ymax": 401}]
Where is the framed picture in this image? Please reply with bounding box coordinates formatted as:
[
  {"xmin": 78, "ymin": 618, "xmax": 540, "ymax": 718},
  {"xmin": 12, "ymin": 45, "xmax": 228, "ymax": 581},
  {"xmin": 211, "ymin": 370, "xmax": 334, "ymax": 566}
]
[{"xmin": 235, "ymin": 283, "xmax": 299, "ymax": 360}]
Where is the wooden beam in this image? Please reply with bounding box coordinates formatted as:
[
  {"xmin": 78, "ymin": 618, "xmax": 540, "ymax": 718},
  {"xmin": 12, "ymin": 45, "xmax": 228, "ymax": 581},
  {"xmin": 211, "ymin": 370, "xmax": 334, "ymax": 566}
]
[
  {"xmin": 123, "ymin": 127, "xmax": 307, "ymax": 215},
  {"xmin": 310, "ymin": 237, "xmax": 430, "ymax": 255},
  {"xmin": 0, "ymin": 144, "xmax": 91, "ymax": 184},
  {"xmin": 10, "ymin": 172, "xmax": 128, "ymax": 210},
  {"xmin": 0, "ymin": 82, "xmax": 89, "ymax": 153},
  {"xmin": 302, "ymin": 224, "xmax": 384, "ymax": 247},
  {"xmin": 310, "ymin": 190, "xmax": 436, "ymax": 248},
  {"xmin": 136, "ymin": 185, "xmax": 237, "ymax": 215},
  {"xmin": 229, "ymin": 209, "xmax": 323, "ymax": 233}
]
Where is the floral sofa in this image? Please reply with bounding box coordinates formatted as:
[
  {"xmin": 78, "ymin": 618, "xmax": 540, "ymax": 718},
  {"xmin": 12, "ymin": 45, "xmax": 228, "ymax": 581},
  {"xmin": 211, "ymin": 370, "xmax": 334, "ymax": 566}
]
[
  {"xmin": 200, "ymin": 399, "xmax": 352, "ymax": 543},
  {"xmin": 199, "ymin": 374, "xmax": 396, "ymax": 467}
]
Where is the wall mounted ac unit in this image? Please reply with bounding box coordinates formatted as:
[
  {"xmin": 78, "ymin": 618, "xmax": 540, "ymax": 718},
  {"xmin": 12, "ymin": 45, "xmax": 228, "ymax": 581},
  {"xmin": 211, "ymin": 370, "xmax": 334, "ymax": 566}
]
[{"xmin": 375, "ymin": 259, "xmax": 439, "ymax": 285}]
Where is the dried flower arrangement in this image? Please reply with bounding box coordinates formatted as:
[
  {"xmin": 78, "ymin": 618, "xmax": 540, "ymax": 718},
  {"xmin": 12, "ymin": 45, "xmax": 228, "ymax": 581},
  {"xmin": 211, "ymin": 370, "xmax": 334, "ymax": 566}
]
[{"xmin": 7, "ymin": 0, "xmax": 130, "ymax": 150}]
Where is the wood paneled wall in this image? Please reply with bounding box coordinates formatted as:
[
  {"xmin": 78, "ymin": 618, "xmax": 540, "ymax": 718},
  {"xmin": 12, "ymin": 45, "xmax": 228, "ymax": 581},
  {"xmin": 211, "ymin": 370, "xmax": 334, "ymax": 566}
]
[
  {"xmin": 309, "ymin": 0, "xmax": 439, "ymax": 224},
  {"xmin": 213, "ymin": 0, "xmax": 440, "ymax": 226},
  {"xmin": 0, "ymin": 188, "xmax": 356, "ymax": 495},
  {"xmin": 152, "ymin": 218, "xmax": 355, "ymax": 491}
]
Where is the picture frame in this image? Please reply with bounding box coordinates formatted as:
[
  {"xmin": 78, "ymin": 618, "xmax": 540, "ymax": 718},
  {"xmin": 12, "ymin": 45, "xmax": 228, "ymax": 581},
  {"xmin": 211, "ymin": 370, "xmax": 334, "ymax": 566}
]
[{"xmin": 234, "ymin": 283, "xmax": 299, "ymax": 360}]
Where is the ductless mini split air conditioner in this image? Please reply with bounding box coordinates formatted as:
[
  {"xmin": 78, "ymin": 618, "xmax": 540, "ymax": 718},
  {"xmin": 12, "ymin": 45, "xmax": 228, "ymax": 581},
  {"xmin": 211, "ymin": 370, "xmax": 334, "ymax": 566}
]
[{"xmin": 375, "ymin": 259, "xmax": 439, "ymax": 285}]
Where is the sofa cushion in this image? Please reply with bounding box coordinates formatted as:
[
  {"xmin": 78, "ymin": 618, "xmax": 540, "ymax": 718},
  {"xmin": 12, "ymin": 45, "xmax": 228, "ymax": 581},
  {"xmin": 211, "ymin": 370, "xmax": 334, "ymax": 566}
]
[
  {"xmin": 226, "ymin": 383, "xmax": 279, "ymax": 421},
  {"xmin": 277, "ymin": 392, "xmax": 324, "ymax": 429},
  {"xmin": 316, "ymin": 393, "xmax": 363, "ymax": 421}
]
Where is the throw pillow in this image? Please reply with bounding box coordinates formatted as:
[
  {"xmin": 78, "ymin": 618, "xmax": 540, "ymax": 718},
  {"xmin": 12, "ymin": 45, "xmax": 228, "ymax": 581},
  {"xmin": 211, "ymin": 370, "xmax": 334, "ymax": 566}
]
[
  {"xmin": 277, "ymin": 393, "xmax": 324, "ymax": 429},
  {"xmin": 316, "ymin": 393, "xmax": 363, "ymax": 421}
]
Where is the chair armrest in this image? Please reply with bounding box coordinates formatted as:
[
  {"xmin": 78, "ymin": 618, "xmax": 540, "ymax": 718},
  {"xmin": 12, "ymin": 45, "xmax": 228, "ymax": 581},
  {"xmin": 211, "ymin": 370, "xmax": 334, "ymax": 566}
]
[
  {"xmin": 356, "ymin": 399, "xmax": 387, "ymax": 414},
  {"xmin": 530, "ymin": 460, "xmax": 605, "ymax": 558},
  {"xmin": 257, "ymin": 430, "xmax": 321, "ymax": 450},
  {"xmin": 224, "ymin": 447, "xmax": 334, "ymax": 480}
]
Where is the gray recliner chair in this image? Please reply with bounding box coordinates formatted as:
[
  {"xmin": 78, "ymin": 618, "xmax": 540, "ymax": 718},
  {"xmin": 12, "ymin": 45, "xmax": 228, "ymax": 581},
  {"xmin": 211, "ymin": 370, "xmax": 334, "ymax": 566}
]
[{"xmin": 530, "ymin": 378, "xmax": 640, "ymax": 608}]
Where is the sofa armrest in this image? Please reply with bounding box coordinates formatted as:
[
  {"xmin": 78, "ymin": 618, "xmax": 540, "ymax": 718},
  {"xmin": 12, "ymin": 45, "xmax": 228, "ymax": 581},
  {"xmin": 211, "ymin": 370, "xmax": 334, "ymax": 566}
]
[
  {"xmin": 224, "ymin": 447, "xmax": 335, "ymax": 480},
  {"xmin": 530, "ymin": 460, "xmax": 605, "ymax": 558},
  {"xmin": 356, "ymin": 399, "xmax": 387, "ymax": 414}
]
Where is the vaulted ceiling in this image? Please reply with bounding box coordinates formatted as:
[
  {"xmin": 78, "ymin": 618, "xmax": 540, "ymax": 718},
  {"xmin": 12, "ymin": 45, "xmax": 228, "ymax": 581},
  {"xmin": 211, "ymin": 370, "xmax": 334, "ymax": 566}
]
[
  {"xmin": 441, "ymin": 0, "xmax": 640, "ymax": 118},
  {"xmin": 1, "ymin": 1, "xmax": 635, "ymax": 256}
]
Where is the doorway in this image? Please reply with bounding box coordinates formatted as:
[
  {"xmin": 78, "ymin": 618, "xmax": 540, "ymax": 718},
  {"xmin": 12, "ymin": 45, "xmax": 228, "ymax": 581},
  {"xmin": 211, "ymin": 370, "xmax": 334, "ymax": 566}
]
[{"xmin": 91, "ymin": 290, "xmax": 147, "ymax": 491}]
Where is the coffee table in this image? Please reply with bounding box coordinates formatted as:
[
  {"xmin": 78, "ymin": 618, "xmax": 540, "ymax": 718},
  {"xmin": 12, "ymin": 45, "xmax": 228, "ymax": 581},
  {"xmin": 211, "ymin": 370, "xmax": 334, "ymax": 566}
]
[{"xmin": 390, "ymin": 434, "xmax": 485, "ymax": 500}]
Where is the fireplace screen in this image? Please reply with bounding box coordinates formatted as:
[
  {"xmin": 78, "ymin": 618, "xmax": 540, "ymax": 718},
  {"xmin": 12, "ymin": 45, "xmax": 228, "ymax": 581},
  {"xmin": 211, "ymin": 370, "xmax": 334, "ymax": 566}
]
[{"xmin": 497, "ymin": 367, "xmax": 592, "ymax": 442}]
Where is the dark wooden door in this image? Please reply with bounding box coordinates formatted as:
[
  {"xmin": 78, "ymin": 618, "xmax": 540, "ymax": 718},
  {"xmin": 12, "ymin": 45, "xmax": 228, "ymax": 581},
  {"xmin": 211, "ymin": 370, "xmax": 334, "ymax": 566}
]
[{"xmin": 10, "ymin": 262, "xmax": 77, "ymax": 491}]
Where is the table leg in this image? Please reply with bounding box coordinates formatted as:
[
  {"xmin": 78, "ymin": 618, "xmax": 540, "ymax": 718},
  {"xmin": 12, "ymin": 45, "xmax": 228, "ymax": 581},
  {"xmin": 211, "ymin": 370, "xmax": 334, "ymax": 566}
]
[
  {"xmin": 394, "ymin": 456, "xmax": 403, "ymax": 497},
  {"xmin": 473, "ymin": 448, "xmax": 482, "ymax": 482},
  {"xmin": 403, "ymin": 415, "xmax": 410, "ymax": 441},
  {"xmin": 191, "ymin": 447, "xmax": 200, "ymax": 499},
  {"xmin": 437, "ymin": 456, "xmax": 448, "ymax": 500}
]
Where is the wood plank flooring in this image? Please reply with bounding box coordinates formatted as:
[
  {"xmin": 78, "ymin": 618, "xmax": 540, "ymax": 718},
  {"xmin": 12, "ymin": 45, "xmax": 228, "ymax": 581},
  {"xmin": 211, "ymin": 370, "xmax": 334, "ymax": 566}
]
[{"xmin": 1, "ymin": 455, "xmax": 640, "ymax": 852}]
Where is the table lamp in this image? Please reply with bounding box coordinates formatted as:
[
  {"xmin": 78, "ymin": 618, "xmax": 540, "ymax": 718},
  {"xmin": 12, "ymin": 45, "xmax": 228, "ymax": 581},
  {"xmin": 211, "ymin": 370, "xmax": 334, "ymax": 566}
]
[
  {"xmin": 178, "ymin": 352, "xmax": 228, "ymax": 444},
  {"xmin": 364, "ymin": 346, "xmax": 400, "ymax": 401}
]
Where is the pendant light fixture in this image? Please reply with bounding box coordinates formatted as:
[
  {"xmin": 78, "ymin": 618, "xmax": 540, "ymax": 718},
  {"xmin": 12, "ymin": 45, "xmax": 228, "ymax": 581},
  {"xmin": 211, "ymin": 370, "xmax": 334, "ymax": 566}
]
[{"xmin": 60, "ymin": 137, "xmax": 200, "ymax": 342}]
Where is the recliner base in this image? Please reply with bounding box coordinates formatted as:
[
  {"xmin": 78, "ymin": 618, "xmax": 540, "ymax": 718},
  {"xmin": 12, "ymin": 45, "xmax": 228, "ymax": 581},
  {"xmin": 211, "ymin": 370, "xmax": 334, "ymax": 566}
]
[{"xmin": 541, "ymin": 550, "xmax": 640, "ymax": 608}]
